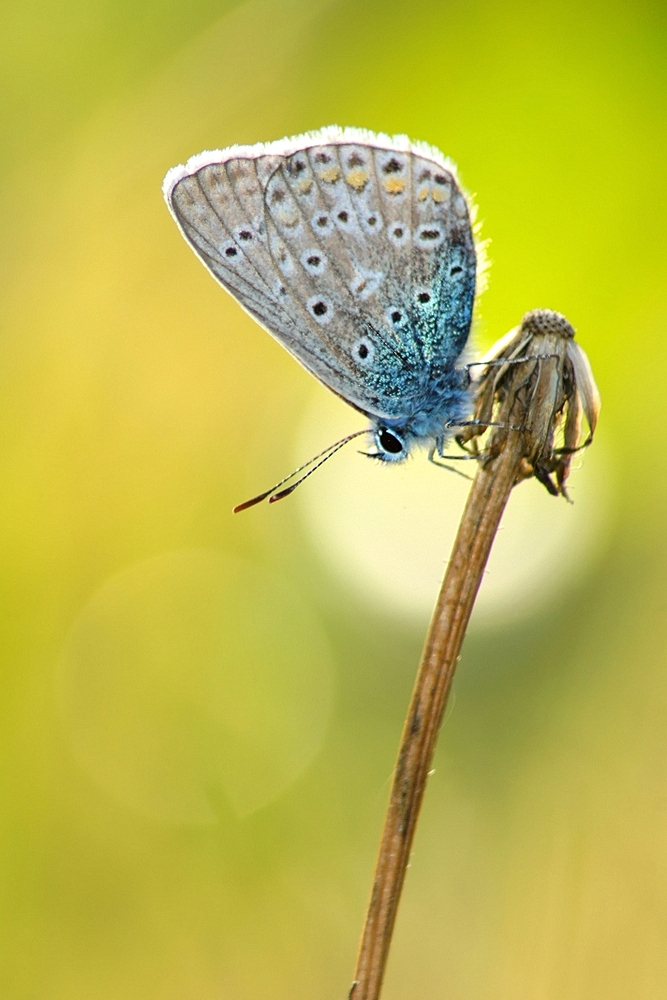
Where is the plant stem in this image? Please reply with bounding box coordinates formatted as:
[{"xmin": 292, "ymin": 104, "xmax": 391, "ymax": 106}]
[
  {"xmin": 350, "ymin": 417, "xmax": 522, "ymax": 1000},
  {"xmin": 348, "ymin": 310, "xmax": 600, "ymax": 1000}
]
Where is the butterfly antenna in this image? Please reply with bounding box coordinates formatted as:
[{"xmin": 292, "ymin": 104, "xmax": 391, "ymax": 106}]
[{"xmin": 233, "ymin": 430, "xmax": 369, "ymax": 512}]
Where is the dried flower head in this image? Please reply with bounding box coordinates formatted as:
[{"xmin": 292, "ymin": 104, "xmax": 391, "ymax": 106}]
[{"xmin": 460, "ymin": 309, "xmax": 600, "ymax": 498}]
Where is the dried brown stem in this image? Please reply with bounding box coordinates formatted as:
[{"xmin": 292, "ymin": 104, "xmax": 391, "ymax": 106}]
[{"xmin": 349, "ymin": 310, "xmax": 600, "ymax": 1000}]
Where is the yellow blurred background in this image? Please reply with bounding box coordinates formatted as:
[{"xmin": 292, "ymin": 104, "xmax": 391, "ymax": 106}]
[{"xmin": 1, "ymin": 0, "xmax": 666, "ymax": 997}]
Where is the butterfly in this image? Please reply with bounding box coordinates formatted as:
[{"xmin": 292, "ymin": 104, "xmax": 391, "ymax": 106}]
[{"xmin": 162, "ymin": 127, "xmax": 484, "ymax": 510}]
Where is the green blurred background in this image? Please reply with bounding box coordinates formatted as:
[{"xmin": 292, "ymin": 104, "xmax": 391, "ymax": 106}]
[{"xmin": 1, "ymin": 0, "xmax": 666, "ymax": 996}]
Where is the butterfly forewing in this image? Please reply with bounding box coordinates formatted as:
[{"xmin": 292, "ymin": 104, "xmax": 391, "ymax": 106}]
[
  {"xmin": 169, "ymin": 155, "xmax": 377, "ymax": 409},
  {"xmin": 164, "ymin": 127, "xmax": 478, "ymax": 422}
]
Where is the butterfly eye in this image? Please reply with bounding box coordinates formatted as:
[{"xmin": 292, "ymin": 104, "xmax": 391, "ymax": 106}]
[
  {"xmin": 377, "ymin": 428, "xmax": 404, "ymax": 455},
  {"xmin": 352, "ymin": 338, "xmax": 375, "ymax": 366}
]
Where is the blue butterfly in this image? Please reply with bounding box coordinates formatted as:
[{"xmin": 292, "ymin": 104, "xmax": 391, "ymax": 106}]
[{"xmin": 163, "ymin": 127, "xmax": 485, "ymax": 509}]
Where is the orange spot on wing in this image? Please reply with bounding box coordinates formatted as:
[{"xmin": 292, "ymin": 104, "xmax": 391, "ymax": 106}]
[
  {"xmin": 383, "ymin": 176, "xmax": 406, "ymax": 195},
  {"xmin": 346, "ymin": 168, "xmax": 369, "ymax": 191},
  {"xmin": 319, "ymin": 167, "xmax": 341, "ymax": 184},
  {"xmin": 432, "ymin": 186, "xmax": 450, "ymax": 203}
]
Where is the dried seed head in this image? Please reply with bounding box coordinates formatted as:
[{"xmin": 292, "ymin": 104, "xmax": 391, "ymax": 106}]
[{"xmin": 461, "ymin": 309, "xmax": 600, "ymax": 498}]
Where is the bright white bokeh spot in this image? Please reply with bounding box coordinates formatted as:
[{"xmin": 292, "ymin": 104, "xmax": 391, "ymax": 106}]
[
  {"xmin": 296, "ymin": 390, "xmax": 612, "ymax": 627},
  {"xmin": 60, "ymin": 549, "xmax": 335, "ymax": 823}
]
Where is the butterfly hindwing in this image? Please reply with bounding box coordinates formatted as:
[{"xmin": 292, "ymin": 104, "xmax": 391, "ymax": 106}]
[{"xmin": 164, "ymin": 127, "xmax": 478, "ymax": 421}]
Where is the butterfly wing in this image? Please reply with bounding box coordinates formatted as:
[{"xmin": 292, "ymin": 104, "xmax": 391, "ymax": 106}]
[{"xmin": 163, "ymin": 126, "xmax": 479, "ymax": 421}]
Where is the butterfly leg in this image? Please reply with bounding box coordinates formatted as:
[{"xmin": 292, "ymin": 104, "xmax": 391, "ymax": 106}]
[
  {"xmin": 552, "ymin": 435, "xmax": 594, "ymax": 455},
  {"xmin": 427, "ymin": 445, "xmax": 475, "ymax": 481},
  {"xmin": 434, "ymin": 435, "xmax": 479, "ymax": 460},
  {"xmin": 445, "ymin": 418, "xmax": 521, "ymax": 431},
  {"xmin": 464, "ymin": 353, "xmax": 559, "ymax": 372}
]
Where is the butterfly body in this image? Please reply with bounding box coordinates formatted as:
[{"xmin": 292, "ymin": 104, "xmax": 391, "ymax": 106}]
[{"xmin": 163, "ymin": 127, "xmax": 482, "ymax": 466}]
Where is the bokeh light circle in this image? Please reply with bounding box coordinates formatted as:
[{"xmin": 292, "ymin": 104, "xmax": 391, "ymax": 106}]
[
  {"xmin": 296, "ymin": 390, "xmax": 612, "ymax": 626},
  {"xmin": 60, "ymin": 549, "xmax": 335, "ymax": 823}
]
